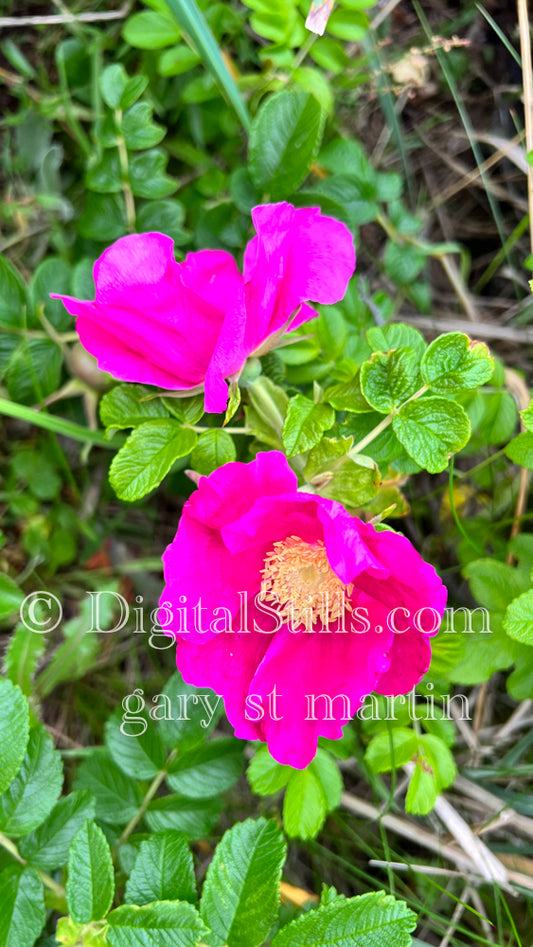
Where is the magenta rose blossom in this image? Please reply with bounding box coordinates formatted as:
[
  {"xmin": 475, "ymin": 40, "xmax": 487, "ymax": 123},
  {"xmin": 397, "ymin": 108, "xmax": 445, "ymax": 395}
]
[
  {"xmin": 160, "ymin": 451, "xmax": 447, "ymax": 769},
  {"xmin": 52, "ymin": 202, "xmax": 355, "ymax": 413}
]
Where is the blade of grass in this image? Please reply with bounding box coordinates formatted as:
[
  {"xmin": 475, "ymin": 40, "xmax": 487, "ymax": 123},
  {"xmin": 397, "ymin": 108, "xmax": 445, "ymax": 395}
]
[
  {"xmin": 518, "ymin": 0, "xmax": 533, "ymax": 257},
  {"xmin": 163, "ymin": 0, "xmax": 251, "ymax": 133},
  {"xmin": 0, "ymin": 397, "xmax": 118, "ymax": 449},
  {"xmin": 476, "ymin": 4, "xmax": 521, "ymax": 68}
]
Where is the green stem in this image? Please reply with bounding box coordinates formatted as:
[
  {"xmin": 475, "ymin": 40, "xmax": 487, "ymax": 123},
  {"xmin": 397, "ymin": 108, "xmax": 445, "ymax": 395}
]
[
  {"xmin": 0, "ymin": 831, "xmax": 66, "ymax": 900},
  {"xmin": 115, "ymin": 110, "xmax": 136, "ymax": 233},
  {"xmin": 187, "ymin": 425, "xmax": 252, "ymax": 435},
  {"xmin": 0, "ymin": 397, "xmax": 118, "ymax": 449},
  {"xmin": 113, "ymin": 749, "xmax": 178, "ymax": 855},
  {"xmin": 349, "ymin": 385, "xmax": 429, "ymax": 457}
]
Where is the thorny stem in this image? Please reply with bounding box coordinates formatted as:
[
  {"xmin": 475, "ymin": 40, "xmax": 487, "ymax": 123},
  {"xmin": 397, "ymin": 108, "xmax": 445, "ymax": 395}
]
[{"xmin": 113, "ymin": 748, "xmax": 178, "ymax": 855}]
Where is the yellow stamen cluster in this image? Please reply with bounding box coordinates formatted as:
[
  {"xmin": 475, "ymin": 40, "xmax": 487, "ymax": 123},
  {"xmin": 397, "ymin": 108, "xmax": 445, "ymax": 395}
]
[{"xmin": 260, "ymin": 535, "xmax": 352, "ymax": 630}]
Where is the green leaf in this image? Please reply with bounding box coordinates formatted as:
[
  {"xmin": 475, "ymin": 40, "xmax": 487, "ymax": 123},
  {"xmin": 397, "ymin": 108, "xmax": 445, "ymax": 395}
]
[
  {"xmin": 125, "ymin": 831, "xmax": 196, "ymax": 906},
  {"xmin": 283, "ymin": 751, "xmax": 342, "ymax": 840},
  {"xmin": 18, "ymin": 789, "xmax": 95, "ymax": 871},
  {"xmin": 327, "ymin": 8, "xmax": 368, "ymax": 40},
  {"xmin": 86, "ymin": 150, "xmax": 122, "ymax": 194},
  {"xmin": 158, "ymin": 44, "xmax": 202, "ymax": 76},
  {"xmin": 145, "ymin": 795, "xmax": 222, "ymax": 841},
  {"xmin": 282, "ymin": 395, "xmax": 334, "ymax": 457},
  {"xmin": 421, "ymin": 332, "xmax": 494, "ymax": 393},
  {"xmin": 0, "ymin": 726, "xmax": 63, "ymax": 836},
  {"xmin": 164, "ymin": 0, "xmax": 251, "ymax": 131},
  {"xmin": 190, "ymin": 429, "xmax": 236, "ymax": 476},
  {"xmin": 78, "ymin": 193, "xmax": 126, "ymax": 242},
  {"xmin": 4, "ymin": 624, "xmax": 46, "ymax": 697},
  {"xmin": 6, "ymin": 339, "xmax": 63, "ymax": 405},
  {"xmin": 249, "ymin": 91, "xmax": 324, "ymax": 200},
  {"xmin": 122, "ymin": 103, "xmax": 166, "ymax": 150},
  {"xmin": 0, "ymin": 866, "xmax": 45, "ymax": 947},
  {"xmin": 123, "ymin": 10, "xmax": 180, "ymax": 48},
  {"xmin": 105, "ymin": 711, "xmax": 166, "ymax": 780},
  {"xmin": 67, "ymin": 820, "xmax": 115, "ymax": 923},
  {"xmin": 166, "ymin": 739, "xmax": 242, "ymax": 799},
  {"xmin": 73, "ymin": 749, "xmax": 142, "ymax": 826},
  {"xmin": 323, "ymin": 378, "xmax": 372, "ymax": 413},
  {"xmin": 109, "ymin": 420, "xmax": 197, "ymax": 501},
  {"xmin": 505, "ymin": 431, "xmax": 533, "ymax": 468},
  {"xmin": 406, "ymin": 735, "xmax": 456, "ymax": 815},
  {"xmin": 384, "ymin": 241, "xmax": 427, "ymax": 285},
  {"xmin": 463, "ymin": 558, "xmax": 529, "ymax": 612},
  {"xmin": 108, "ymin": 901, "xmax": 207, "ymax": 947},
  {"xmin": 247, "ymin": 746, "xmax": 292, "ymax": 796},
  {"xmin": 0, "ymin": 679, "xmax": 29, "ymax": 797},
  {"xmin": 0, "ymin": 574, "xmax": 24, "ymax": 620},
  {"xmin": 503, "ymin": 590, "xmax": 533, "ymax": 644},
  {"xmin": 272, "ymin": 890, "xmax": 416, "ymax": 947},
  {"xmin": 366, "ymin": 324, "xmax": 426, "ymax": 359},
  {"xmin": 137, "ymin": 200, "xmax": 190, "ymax": 245},
  {"xmin": 245, "ymin": 376, "xmax": 288, "ymax": 449},
  {"xmin": 0, "ymin": 257, "xmax": 27, "ymax": 329},
  {"xmin": 156, "ymin": 671, "xmax": 223, "ymax": 751},
  {"xmin": 420, "ymin": 734, "xmax": 456, "ymax": 791},
  {"xmin": 100, "ymin": 64, "xmax": 148, "ymax": 109},
  {"xmin": 316, "ymin": 454, "xmax": 380, "ymax": 509},
  {"xmin": 392, "ymin": 397, "xmax": 471, "ymax": 473},
  {"xmin": 29, "ymin": 258, "xmax": 72, "ymax": 331},
  {"xmin": 365, "ymin": 728, "xmax": 418, "ymax": 774},
  {"xmin": 360, "ymin": 347, "xmax": 420, "ymax": 413},
  {"xmin": 200, "ymin": 817, "xmax": 286, "ymax": 947},
  {"xmin": 521, "ymin": 400, "xmax": 533, "ymax": 432},
  {"xmin": 129, "ymin": 149, "xmax": 177, "ymax": 200},
  {"xmin": 100, "ymin": 384, "xmax": 169, "ymax": 431}
]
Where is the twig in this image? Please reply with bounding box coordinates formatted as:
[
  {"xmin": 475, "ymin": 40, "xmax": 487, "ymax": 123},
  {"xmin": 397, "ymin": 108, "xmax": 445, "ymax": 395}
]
[
  {"xmin": 397, "ymin": 314, "xmax": 533, "ymax": 343},
  {"xmin": 0, "ymin": 6, "xmax": 130, "ymax": 27},
  {"xmin": 495, "ymin": 699, "xmax": 533, "ymax": 742},
  {"xmin": 438, "ymin": 884, "xmax": 469, "ymax": 947}
]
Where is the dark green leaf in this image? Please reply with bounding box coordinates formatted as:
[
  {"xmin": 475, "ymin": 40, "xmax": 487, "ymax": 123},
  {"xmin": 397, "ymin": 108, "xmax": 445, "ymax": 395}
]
[
  {"xmin": 200, "ymin": 817, "xmax": 286, "ymax": 947},
  {"xmin": 6, "ymin": 340, "xmax": 63, "ymax": 405},
  {"xmin": 272, "ymin": 890, "xmax": 416, "ymax": 947},
  {"xmin": 0, "ymin": 866, "xmax": 45, "ymax": 947},
  {"xmin": 0, "ymin": 678, "xmax": 29, "ymax": 796},
  {"xmin": 107, "ymin": 901, "xmax": 207, "ymax": 947},
  {"xmin": 0, "ymin": 726, "xmax": 63, "ymax": 836},
  {"xmin": 19, "ymin": 790, "xmax": 95, "ymax": 871},
  {"xmin": 125, "ymin": 830, "xmax": 196, "ymax": 906},
  {"xmin": 249, "ymin": 91, "xmax": 324, "ymax": 200},
  {"xmin": 66, "ymin": 820, "xmax": 114, "ymax": 923},
  {"xmin": 166, "ymin": 739, "xmax": 243, "ymax": 798},
  {"xmin": 145, "ymin": 795, "xmax": 222, "ymax": 841},
  {"xmin": 73, "ymin": 749, "xmax": 142, "ymax": 826},
  {"xmin": 100, "ymin": 384, "xmax": 169, "ymax": 431}
]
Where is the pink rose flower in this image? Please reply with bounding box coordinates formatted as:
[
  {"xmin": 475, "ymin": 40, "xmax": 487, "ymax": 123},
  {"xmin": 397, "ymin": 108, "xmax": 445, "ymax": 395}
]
[
  {"xmin": 52, "ymin": 202, "xmax": 355, "ymax": 413},
  {"xmin": 160, "ymin": 451, "xmax": 447, "ymax": 768}
]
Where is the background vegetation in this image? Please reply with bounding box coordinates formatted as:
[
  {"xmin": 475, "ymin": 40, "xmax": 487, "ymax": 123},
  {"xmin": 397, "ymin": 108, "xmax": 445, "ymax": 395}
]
[{"xmin": 1, "ymin": 1, "xmax": 533, "ymax": 944}]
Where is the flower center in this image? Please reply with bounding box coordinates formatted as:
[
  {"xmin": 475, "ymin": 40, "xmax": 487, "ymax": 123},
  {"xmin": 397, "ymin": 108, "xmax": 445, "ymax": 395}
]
[{"xmin": 260, "ymin": 535, "xmax": 352, "ymax": 629}]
